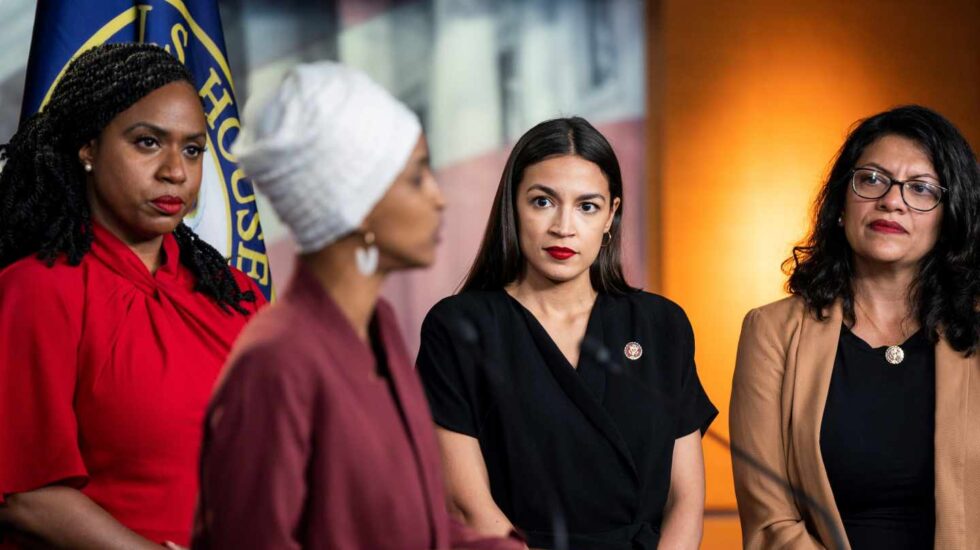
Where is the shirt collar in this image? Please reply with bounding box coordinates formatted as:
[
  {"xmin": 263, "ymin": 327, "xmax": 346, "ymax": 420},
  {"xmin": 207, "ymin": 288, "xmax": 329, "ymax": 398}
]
[{"xmin": 88, "ymin": 221, "xmax": 185, "ymax": 295}]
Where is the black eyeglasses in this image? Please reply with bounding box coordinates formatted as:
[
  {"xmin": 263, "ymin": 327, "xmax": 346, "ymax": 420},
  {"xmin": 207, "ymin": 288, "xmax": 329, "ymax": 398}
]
[{"xmin": 850, "ymin": 168, "xmax": 946, "ymax": 212}]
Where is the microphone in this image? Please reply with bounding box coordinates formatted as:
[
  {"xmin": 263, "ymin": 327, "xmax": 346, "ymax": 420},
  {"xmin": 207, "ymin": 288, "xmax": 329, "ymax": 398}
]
[
  {"xmin": 579, "ymin": 336, "xmax": 622, "ymax": 374},
  {"xmin": 577, "ymin": 338, "xmax": 847, "ymax": 550},
  {"xmin": 702, "ymin": 431, "xmax": 845, "ymax": 550},
  {"xmin": 450, "ymin": 314, "xmax": 569, "ymax": 550}
]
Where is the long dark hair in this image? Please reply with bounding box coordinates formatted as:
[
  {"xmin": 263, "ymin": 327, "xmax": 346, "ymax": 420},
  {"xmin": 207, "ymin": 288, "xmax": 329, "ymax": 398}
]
[
  {"xmin": 0, "ymin": 43, "xmax": 256, "ymax": 314},
  {"xmin": 785, "ymin": 105, "xmax": 979, "ymax": 354},
  {"xmin": 461, "ymin": 117, "xmax": 637, "ymax": 294}
]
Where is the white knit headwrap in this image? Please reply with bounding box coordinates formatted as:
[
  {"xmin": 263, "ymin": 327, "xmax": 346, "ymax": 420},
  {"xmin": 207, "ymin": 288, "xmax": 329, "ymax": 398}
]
[{"xmin": 233, "ymin": 62, "xmax": 421, "ymax": 253}]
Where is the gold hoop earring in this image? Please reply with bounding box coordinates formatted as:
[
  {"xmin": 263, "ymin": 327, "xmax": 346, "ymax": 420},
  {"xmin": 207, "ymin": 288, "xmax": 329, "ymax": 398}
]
[{"xmin": 601, "ymin": 232, "xmax": 612, "ymax": 247}]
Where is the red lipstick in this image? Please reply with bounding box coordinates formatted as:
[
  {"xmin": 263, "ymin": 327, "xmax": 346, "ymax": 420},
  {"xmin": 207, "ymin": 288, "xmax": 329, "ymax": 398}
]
[
  {"xmin": 151, "ymin": 196, "xmax": 184, "ymax": 215},
  {"xmin": 545, "ymin": 246, "xmax": 576, "ymax": 260},
  {"xmin": 869, "ymin": 219, "xmax": 907, "ymax": 234}
]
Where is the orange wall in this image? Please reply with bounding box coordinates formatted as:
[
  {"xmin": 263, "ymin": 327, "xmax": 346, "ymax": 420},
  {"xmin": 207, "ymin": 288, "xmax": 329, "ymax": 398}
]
[{"xmin": 647, "ymin": 0, "xmax": 980, "ymax": 517}]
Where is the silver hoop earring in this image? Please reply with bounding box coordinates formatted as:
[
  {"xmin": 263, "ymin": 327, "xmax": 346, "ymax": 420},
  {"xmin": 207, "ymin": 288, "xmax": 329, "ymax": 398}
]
[{"xmin": 355, "ymin": 231, "xmax": 379, "ymax": 276}]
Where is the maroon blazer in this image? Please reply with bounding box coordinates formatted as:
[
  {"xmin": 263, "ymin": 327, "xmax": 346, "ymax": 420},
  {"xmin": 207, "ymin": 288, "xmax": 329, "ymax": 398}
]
[{"xmin": 192, "ymin": 265, "xmax": 522, "ymax": 550}]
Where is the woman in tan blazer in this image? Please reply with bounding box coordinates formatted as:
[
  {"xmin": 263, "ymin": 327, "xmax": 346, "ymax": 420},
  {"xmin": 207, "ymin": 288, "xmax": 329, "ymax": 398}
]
[{"xmin": 730, "ymin": 105, "xmax": 979, "ymax": 550}]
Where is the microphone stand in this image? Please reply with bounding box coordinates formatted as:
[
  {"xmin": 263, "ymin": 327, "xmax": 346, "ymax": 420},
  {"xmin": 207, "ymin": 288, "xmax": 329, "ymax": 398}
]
[
  {"xmin": 578, "ymin": 336, "xmax": 847, "ymax": 550},
  {"xmin": 449, "ymin": 314, "xmax": 569, "ymax": 550}
]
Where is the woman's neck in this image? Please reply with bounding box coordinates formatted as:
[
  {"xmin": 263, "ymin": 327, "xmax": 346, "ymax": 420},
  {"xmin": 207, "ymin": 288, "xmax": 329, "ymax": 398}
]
[
  {"xmin": 850, "ymin": 257, "xmax": 919, "ymax": 340},
  {"xmin": 128, "ymin": 238, "xmax": 165, "ymax": 273},
  {"xmin": 91, "ymin": 214, "xmax": 164, "ymax": 273},
  {"xmin": 302, "ymin": 238, "xmax": 384, "ymax": 342},
  {"xmin": 506, "ymin": 268, "xmax": 597, "ymax": 319},
  {"xmin": 851, "ymin": 258, "xmax": 916, "ymax": 314}
]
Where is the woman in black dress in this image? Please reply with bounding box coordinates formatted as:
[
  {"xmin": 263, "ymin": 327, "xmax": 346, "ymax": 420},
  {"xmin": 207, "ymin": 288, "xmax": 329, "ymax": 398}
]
[{"xmin": 417, "ymin": 117, "xmax": 716, "ymax": 550}]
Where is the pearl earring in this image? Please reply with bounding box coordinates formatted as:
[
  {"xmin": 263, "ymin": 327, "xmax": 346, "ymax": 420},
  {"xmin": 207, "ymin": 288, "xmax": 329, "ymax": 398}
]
[{"xmin": 83, "ymin": 162, "xmax": 93, "ymax": 173}]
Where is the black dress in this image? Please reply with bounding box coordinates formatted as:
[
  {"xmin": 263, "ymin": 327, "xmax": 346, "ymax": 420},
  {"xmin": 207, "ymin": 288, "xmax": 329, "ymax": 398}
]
[
  {"xmin": 416, "ymin": 290, "xmax": 717, "ymax": 550},
  {"xmin": 820, "ymin": 325, "xmax": 935, "ymax": 549}
]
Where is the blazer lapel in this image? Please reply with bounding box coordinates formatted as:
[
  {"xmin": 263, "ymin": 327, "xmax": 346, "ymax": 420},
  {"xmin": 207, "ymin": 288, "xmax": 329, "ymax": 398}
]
[
  {"xmin": 377, "ymin": 303, "xmax": 450, "ymax": 549},
  {"xmin": 933, "ymin": 338, "xmax": 971, "ymax": 549},
  {"xmin": 792, "ymin": 301, "xmax": 849, "ymax": 550}
]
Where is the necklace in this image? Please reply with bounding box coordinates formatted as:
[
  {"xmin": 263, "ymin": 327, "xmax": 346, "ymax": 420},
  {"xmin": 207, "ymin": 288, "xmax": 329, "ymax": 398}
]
[{"xmin": 854, "ymin": 299, "xmax": 907, "ymax": 365}]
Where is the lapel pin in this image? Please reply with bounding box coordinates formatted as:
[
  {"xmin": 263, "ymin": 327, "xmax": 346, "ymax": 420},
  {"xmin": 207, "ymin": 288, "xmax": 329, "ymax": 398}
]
[{"xmin": 624, "ymin": 341, "xmax": 643, "ymax": 360}]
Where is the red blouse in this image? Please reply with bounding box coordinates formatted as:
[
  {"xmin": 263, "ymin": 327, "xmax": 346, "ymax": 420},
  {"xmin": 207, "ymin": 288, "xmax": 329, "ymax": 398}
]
[{"xmin": 0, "ymin": 223, "xmax": 265, "ymax": 546}]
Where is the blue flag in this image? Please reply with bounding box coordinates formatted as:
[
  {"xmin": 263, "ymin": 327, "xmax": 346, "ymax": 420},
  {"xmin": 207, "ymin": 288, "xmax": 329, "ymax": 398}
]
[{"xmin": 22, "ymin": 0, "xmax": 273, "ymax": 300}]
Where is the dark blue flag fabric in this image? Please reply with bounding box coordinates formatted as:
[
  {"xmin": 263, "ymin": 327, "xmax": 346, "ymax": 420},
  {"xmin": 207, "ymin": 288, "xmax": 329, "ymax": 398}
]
[{"xmin": 22, "ymin": 0, "xmax": 273, "ymax": 300}]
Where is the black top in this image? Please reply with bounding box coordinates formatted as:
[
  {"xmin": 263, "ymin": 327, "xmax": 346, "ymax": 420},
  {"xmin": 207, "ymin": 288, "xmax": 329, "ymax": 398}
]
[
  {"xmin": 416, "ymin": 290, "xmax": 717, "ymax": 550},
  {"xmin": 820, "ymin": 325, "xmax": 935, "ymax": 550}
]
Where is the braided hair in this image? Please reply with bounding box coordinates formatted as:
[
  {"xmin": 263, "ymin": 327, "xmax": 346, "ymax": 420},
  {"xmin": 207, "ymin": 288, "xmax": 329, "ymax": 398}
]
[{"xmin": 0, "ymin": 43, "xmax": 255, "ymax": 314}]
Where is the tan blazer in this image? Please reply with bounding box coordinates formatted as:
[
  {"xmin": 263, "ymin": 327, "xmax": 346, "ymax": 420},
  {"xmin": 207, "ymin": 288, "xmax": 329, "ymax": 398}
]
[{"xmin": 730, "ymin": 296, "xmax": 980, "ymax": 550}]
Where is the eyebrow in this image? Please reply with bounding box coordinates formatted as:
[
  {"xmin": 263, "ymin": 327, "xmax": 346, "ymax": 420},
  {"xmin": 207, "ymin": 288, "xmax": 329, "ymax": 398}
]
[
  {"xmin": 526, "ymin": 183, "xmax": 607, "ymax": 202},
  {"xmin": 123, "ymin": 122, "xmax": 206, "ymax": 142},
  {"xmin": 860, "ymin": 162, "xmax": 939, "ymax": 181}
]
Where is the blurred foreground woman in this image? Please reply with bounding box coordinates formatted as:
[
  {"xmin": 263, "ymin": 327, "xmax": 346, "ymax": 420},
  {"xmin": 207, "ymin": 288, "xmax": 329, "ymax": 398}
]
[{"xmin": 192, "ymin": 62, "xmax": 523, "ymax": 550}]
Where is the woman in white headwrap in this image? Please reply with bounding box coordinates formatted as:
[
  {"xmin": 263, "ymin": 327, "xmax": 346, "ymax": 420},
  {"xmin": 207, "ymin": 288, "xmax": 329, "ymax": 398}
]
[{"xmin": 191, "ymin": 62, "xmax": 523, "ymax": 550}]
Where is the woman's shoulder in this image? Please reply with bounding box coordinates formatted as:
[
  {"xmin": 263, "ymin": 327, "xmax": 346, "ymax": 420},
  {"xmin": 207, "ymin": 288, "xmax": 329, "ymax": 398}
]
[
  {"xmin": 743, "ymin": 295, "xmax": 808, "ymax": 326},
  {"xmin": 613, "ymin": 289, "xmax": 683, "ymax": 310},
  {"xmin": 1, "ymin": 252, "xmax": 78, "ymax": 279},
  {"xmin": 0, "ymin": 255, "xmax": 85, "ymax": 335},
  {"xmin": 218, "ymin": 299, "xmax": 322, "ymax": 387},
  {"xmin": 420, "ymin": 291, "xmax": 522, "ymax": 347},
  {"xmin": 0, "ymin": 254, "xmax": 84, "ymax": 303},
  {"xmin": 607, "ymin": 289, "xmax": 691, "ymax": 326},
  {"xmin": 227, "ymin": 265, "xmax": 254, "ymax": 287},
  {"xmin": 227, "ymin": 267, "xmax": 268, "ymax": 311},
  {"xmin": 426, "ymin": 290, "xmax": 509, "ymax": 320},
  {"xmin": 733, "ymin": 295, "xmax": 815, "ymax": 349}
]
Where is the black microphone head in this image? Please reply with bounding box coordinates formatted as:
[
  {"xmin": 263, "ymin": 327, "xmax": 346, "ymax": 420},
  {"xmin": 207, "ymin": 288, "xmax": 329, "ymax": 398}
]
[
  {"xmin": 580, "ymin": 336, "xmax": 622, "ymax": 374},
  {"xmin": 451, "ymin": 315, "xmax": 481, "ymax": 348}
]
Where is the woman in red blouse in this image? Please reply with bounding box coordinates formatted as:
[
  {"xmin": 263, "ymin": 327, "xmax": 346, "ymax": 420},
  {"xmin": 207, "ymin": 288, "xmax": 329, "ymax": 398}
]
[{"xmin": 0, "ymin": 43, "xmax": 264, "ymax": 548}]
